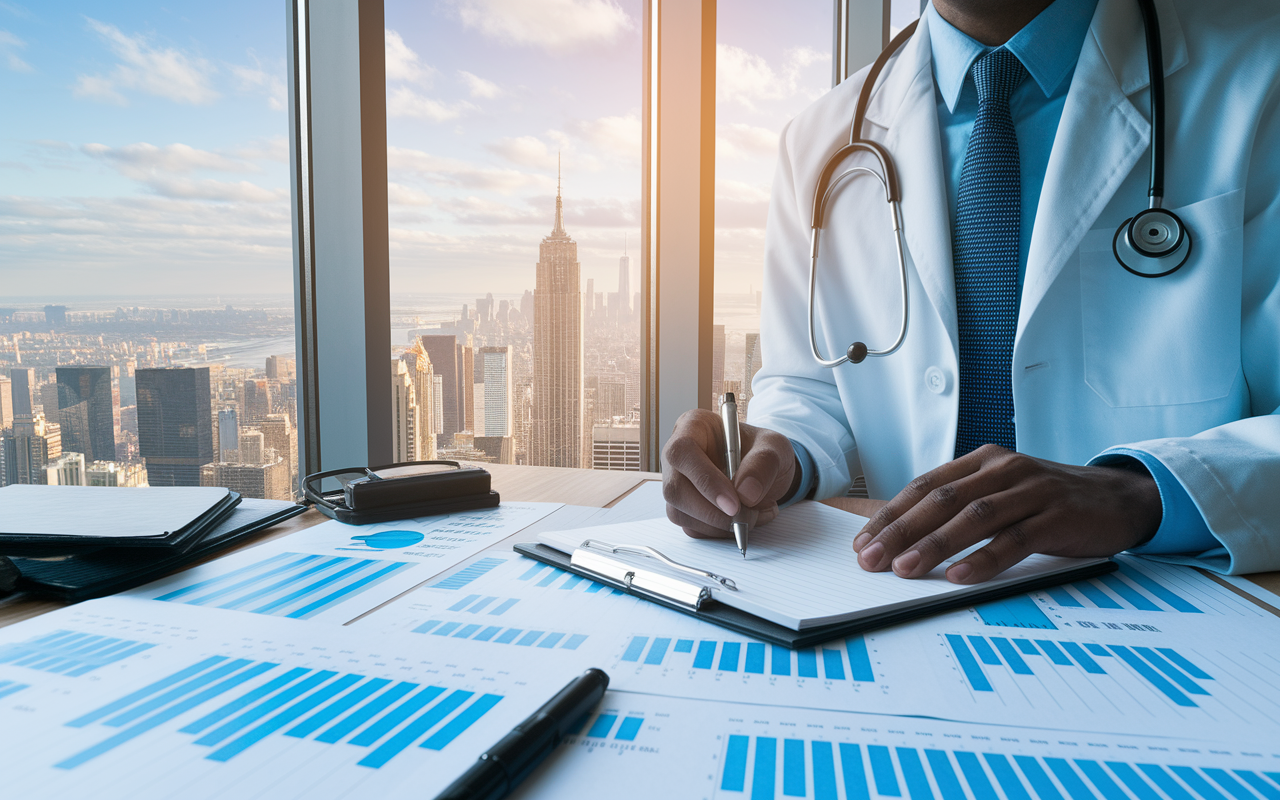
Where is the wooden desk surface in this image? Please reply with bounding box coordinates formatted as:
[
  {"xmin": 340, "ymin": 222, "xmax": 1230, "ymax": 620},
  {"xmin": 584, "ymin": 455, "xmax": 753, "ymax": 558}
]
[{"xmin": 2, "ymin": 467, "xmax": 1277, "ymax": 626}]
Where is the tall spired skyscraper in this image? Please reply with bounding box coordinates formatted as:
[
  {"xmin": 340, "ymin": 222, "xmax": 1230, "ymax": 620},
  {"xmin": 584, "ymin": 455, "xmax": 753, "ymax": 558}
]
[
  {"xmin": 618, "ymin": 235, "xmax": 631, "ymax": 322},
  {"xmin": 532, "ymin": 161, "xmax": 584, "ymax": 467}
]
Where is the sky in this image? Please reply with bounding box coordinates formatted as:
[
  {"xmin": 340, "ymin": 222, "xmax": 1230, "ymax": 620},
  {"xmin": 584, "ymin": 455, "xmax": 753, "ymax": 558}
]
[{"xmin": 0, "ymin": 0, "xmax": 917, "ymax": 305}]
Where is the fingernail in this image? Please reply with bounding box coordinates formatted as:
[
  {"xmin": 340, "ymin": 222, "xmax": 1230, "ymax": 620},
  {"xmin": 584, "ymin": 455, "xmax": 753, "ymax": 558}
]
[
  {"xmin": 739, "ymin": 477, "xmax": 763, "ymax": 506},
  {"xmin": 893, "ymin": 550, "xmax": 921, "ymax": 577},
  {"xmin": 947, "ymin": 563, "xmax": 974, "ymax": 584},
  {"xmin": 852, "ymin": 532, "xmax": 872, "ymax": 551},
  {"xmin": 716, "ymin": 494, "xmax": 738, "ymax": 516},
  {"xmin": 860, "ymin": 542, "xmax": 884, "ymax": 570}
]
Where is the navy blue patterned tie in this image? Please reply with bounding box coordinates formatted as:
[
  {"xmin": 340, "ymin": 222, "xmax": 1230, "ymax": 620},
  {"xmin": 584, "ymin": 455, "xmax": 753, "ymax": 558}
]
[{"xmin": 953, "ymin": 48, "xmax": 1026, "ymax": 457}]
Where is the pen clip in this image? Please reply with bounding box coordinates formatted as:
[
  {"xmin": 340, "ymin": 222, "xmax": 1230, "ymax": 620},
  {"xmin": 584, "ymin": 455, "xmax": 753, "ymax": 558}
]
[{"xmin": 579, "ymin": 540, "xmax": 738, "ymax": 591}]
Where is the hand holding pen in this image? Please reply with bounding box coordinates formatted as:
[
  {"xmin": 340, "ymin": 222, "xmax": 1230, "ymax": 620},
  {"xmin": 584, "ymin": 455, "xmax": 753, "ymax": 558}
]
[{"xmin": 660, "ymin": 404, "xmax": 803, "ymax": 544}]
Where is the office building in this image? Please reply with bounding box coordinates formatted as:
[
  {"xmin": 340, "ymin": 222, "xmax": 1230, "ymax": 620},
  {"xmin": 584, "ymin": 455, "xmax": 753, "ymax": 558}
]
[
  {"xmin": 55, "ymin": 366, "xmax": 116, "ymax": 463},
  {"xmin": 460, "ymin": 342, "xmax": 475, "ymax": 434},
  {"xmin": 391, "ymin": 359, "xmax": 419, "ymax": 463},
  {"xmin": 532, "ymin": 170, "xmax": 584, "ymax": 468},
  {"xmin": 243, "ymin": 378, "xmax": 271, "ymax": 425},
  {"xmin": 400, "ymin": 345, "xmax": 437, "ymax": 461},
  {"xmin": 474, "ymin": 435, "xmax": 514, "ymax": 465},
  {"xmin": 591, "ymin": 422, "xmax": 641, "ymax": 471},
  {"xmin": 238, "ymin": 430, "xmax": 265, "ymax": 465},
  {"xmin": 711, "ymin": 324, "xmax": 725, "ymax": 410},
  {"xmin": 260, "ymin": 414, "xmax": 298, "ymax": 496},
  {"xmin": 45, "ymin": 451, "xmax": 85, "ymax": 486},
  {"xmin": 584, "ymin": 278, "xmax": 594, "ymax": 328},
  {"xmin": 86, "ymin": 460, "xmax": 148, "ymax": 487},
  {"xmin": 420, "ymin": 334, "xmax": 460, "ymax": 446},
  {"xmin": 218, "ymin": 408, "xmax": 240, "ymax": 462},
  {"xmin": 617, "ymin": 247, "xmax": 631, "ymax": 322},
  {"xmin": 597, "ymin": 373, "xmax": 627, "ymax": 421},
  {"xmin": 136, "ymin": 367, "xmax": 214, "ymax": 487},
  {"xmin": 2, "ymin": 413, "xmax": 61, "ymax": 486},
  {"xmin": 265, "ymin": 355, "xmax": 296, "ymax": 381},
  {"xmin": 201, "ymin": 458, "xmax": 290, "ymax": 501},
  {"xmin": 744, "ymin": 332, "xmax": 763, "ymax": 407},
  {"xmin": 480, "ymin": 346, "xmax": 513, "ymax": 438},
  {"xmin": 44, "ymin": 304, "xmax": 66, "ymax": 328},
  {"xmin": 0, "ymin": 374, "xmax": 12, "ymax": 429}
]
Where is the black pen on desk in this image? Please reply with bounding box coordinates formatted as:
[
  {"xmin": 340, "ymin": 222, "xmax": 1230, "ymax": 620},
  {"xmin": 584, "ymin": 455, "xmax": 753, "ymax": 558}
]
[
  {"xmin": 720, "ymin": 392, "xmax": 750, "ymax": 558},
  {"xmin": 434, "ymin": 668, "xmax": 610, "ymax": 800}
]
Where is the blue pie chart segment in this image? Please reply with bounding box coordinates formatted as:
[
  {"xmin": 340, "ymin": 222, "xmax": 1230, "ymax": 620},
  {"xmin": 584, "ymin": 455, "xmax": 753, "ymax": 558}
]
[{"xmin": 352, "ymin": 530, "xmax": 425, "ymax": 549}]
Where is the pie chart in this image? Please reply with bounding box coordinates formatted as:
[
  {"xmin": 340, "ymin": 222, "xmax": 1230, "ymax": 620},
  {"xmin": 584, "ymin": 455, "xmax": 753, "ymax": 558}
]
[{"xmin": 351, "ymin": 530, "xmax": 425, "ymax": 549}]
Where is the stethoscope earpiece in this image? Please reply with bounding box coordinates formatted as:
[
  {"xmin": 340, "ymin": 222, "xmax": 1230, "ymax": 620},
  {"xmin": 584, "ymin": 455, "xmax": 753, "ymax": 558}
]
[{"xmin": 1113, "ymin": 207, "xmax": 1192, "ymax": 278}]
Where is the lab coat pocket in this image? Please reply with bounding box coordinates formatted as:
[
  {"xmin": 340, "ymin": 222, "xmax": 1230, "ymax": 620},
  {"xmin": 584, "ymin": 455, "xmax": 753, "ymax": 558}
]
[{"xmin": 1079, "ymin": 189, "xmax": 1243, "ymax": 408}]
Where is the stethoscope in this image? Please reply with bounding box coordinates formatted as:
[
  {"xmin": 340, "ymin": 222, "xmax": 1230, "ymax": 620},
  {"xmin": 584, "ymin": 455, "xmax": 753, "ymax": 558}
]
[{"xmin": 809, "ymin": 0, "xmax": 1191, "ymax": 368}]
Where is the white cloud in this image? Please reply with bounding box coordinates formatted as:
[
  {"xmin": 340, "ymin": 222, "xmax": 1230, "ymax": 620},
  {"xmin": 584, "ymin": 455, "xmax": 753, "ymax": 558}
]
[
  {"xmin": 566, "ymin": 113, "xmax": 641, "ymax": 161},
  {"xmin": 0, "ymin": 29, "xmax": 31, "ymax": 72},
  {"xmin": 715, "ymin": 179, "xmax": 770, "ymax": 229},
  {"xmin": 81, "ymin": 142, "xmax": 285, "ymax": 203},
  {"xmin": 452, "ymin": 0, "xmax": 633, "ymax": 53},
  {"xmin": 231, "ymin": 56, "xmax": 286, "ymax": 111},
  {"xmin": 716, "ymin": 122, "xmax": 778, "ymax": 160},
  {"xmin": 487, "ymin": 135, "xmax": 556, "ymax": 169},
  {"xmin": 717, "ymin": 44, "xmax": 826, "ymax": 111},
  {"xmin": 388, "ymin": 146, "xmax": 551, "ymax": 195},
  {"xmin": 74, "ymin": 18, "xmax": 219, "ymax": 106},
  {"xmin": 459, "ymin": 70, "xmax": 501, "ymax": 99},
  {"xmin": 387, "ymin": 86, "xmax": 474, "ymax": 122},
  {"xmin": 385, "ymin": 29, "xmax": 433, "ymax": 84},
  {"xmin": 387, "ymin": 182, "xmax": 435, "ymax": 207}
]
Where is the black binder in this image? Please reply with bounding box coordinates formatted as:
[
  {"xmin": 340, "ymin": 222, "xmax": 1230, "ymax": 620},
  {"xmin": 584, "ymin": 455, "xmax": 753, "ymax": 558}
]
[{"xmin": 513, "ymin": 541, "xmax": 1117, "ymax": 649}]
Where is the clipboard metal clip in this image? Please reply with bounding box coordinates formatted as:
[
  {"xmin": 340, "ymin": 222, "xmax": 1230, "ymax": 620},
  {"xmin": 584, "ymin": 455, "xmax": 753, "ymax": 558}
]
[{"xmin": 569, "ymin": 540, "xmax": 738, "ymax": 612}]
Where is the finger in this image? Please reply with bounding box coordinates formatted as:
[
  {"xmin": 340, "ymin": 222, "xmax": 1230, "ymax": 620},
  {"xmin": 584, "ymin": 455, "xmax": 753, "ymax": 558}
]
[
  {"xmin": 666, "ymin": 501, "xmax": 760, "ymax": 539},
  {"xmin": 945, "ymin": 516, "xmax": 1043, "ymax": 584},
  {"xmin": 734, "ymin": 426, "xmax": 793, "ymax": 508},
  {"xmin": 662, "ymin": 412, "xmax": 738, "ymax": 516},
  {"xmin": 853, "ymin": 454, "xmax": 987, "ymax": 554},
  {"xmin": 856, "ymin": 461, "xmax": 1009, "ymax": 572},
  {"xmin": 888, "ymin": 486, "xmax": 1041, "ymax": 578},
  {"xmin": 663, "ymin": 470, "xmax": 761, "ymax": 535}
]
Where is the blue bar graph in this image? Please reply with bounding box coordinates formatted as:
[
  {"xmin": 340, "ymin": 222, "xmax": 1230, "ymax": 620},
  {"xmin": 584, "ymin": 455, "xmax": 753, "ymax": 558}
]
[
  {"xmin": 54, "ymin": 655, "xmax": 503, "ymax": 770},
  {"xmin": 0, "ymin": 679, "xmax": 30, "ymax": 699},
  {"xmin": 515, "ymin": 562, "xmax": 623, "ymax": 595},
  {"xmin": 155, "ymin": 553, "xmax": 414, "ymax": 619},
  {"xmin": 411, "ymin": 620, "xmax": 586, "ymax": 650},
  {"xmin": 430, "ymin": 557, "xmax": 507, "ymax": 590},
  {"xmin": 615, "ymin": 716, "xmax": 643, "ymax": 741},
  {"xmin": 945, "ymin": 634, "xmax": 1215, "ymax": 706},
  {"xmin": 0, "ymin": 630, "xmax": 154, "ymax": 677},
  {"xmin": 616, "ymin": 635, "xmax": 877, "ymax": 683},
  {"xmin": 1045, "ymin": 562, "xmax": 1204, "ymax": 614},
  {"xmin": 716, "ymin": 736, "xmax": 1276, "ymax": 800},
  {"xmin": 975, "ymin": 595, "xmax": 1058, "ymax": 629},
  {"xmin": 573, "ymin": 713, "xmax": 646, "ymax": 742}
]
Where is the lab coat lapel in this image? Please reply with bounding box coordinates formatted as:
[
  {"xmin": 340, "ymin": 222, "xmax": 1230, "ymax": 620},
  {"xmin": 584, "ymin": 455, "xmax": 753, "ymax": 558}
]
[
  {"xmin": 864, "ymin": 13, "xmax": 958, "ymax": 356},
  {"xmin": 1018, "ymin": 0, "xmax": 1188, "ymax": 337}
]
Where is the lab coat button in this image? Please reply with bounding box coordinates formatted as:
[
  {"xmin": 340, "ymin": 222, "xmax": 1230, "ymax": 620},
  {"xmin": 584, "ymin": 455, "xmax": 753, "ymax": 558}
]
[{"xmin": 925, "ymin": 366, "xmax": 948, "ymax": 394}]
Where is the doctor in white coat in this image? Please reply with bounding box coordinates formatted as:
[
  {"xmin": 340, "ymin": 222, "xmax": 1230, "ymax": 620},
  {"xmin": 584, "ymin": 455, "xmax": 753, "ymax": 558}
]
[{"xmin": 661, "ymin": 0, "xmax": 1280, "ymax": 580}]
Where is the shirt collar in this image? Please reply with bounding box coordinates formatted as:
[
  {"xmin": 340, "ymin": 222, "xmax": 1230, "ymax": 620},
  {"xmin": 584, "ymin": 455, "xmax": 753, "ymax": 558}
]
[{"xmin": 924, "ymin": 0, "xmax": 1099, "ymax": 112}]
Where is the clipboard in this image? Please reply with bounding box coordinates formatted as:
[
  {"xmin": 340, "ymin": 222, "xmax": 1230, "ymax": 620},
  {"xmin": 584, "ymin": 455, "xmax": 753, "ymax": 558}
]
[{"xmin": 513, "ymin": 540, "xmax": 1118, "ymax": 649}]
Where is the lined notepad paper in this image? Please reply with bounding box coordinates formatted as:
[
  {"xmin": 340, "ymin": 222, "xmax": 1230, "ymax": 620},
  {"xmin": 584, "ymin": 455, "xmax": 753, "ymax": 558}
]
[{"xmin": 539, "ymin": 501, "xmax": 1108, "ymax": 630}]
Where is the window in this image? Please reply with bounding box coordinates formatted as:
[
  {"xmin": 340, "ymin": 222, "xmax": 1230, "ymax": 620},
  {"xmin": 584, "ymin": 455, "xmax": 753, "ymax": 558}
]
[
  {"xmin": 713, "ymin": 0, "xmax": 832, "ymax": 416},
  {"xmin": 383, "ymin": 0, "xmax": 644, "ymax": 469},
  {"xmin": 0, "ymin": 2, "xmax": 298, "ymax": 499}
]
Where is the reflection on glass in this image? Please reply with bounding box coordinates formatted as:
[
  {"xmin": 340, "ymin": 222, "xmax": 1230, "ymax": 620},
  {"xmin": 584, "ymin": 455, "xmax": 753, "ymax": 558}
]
[{"xmin": 0, "ymin": 2, "xmax": 297, "ymax": 499}]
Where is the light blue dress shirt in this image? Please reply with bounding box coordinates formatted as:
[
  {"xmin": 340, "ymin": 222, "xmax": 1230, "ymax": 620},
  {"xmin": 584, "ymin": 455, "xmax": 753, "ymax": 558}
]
[{"xmin": 786, "ymin": 0, "xmax": 1218, "ymax": 556}]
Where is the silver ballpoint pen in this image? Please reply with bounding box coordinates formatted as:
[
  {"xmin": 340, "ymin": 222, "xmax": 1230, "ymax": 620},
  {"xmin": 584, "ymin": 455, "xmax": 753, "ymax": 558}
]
[{"xmin": 720, "ymin": 392, "xmax": 749, "ymax": 557}]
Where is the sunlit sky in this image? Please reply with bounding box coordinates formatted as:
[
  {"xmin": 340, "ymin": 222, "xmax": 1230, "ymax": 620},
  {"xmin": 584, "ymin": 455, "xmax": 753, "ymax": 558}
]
[{"xmin": 0, "ymin": 0, "xmax": 915, "ymax": 303}]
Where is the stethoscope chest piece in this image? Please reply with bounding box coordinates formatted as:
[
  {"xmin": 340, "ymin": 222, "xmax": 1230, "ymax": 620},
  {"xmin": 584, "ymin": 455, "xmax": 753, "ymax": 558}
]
[{"xmin": 1112, "ymin": 207, "xmax": 1192, "ymax": 278}]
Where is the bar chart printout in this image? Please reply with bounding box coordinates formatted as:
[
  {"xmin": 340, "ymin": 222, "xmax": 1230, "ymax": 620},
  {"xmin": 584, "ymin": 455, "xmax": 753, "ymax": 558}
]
[
  {"xmin": 944, "ymin": 634, "xmax": 1218, "ymax": 707},
  {"xmin": 53, "ymin": 654, "xmax": 504, "ymax": 771},
  {"xmin": 412, "ymin": 618, "xmax": 589, "ymax": 651},
  {"xmin": 0, "ymin": 630, "xmax": 155, "ymax": 677},
  {"xmin": 152, "ymin": 552, "xmax": 415, "ymax": 620},
  {"xmin": 619, "ymin": 635, "xmax": 876, "ymax": 683},
  {"xmin": 714, "ymin": 734, "xmax": 1280, "ymax": 800}
]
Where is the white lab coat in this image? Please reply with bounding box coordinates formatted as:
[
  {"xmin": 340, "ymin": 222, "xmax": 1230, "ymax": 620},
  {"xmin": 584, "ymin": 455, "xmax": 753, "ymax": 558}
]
[{"xmin": 747, "ymin": 0, "xmax": 1280, "ymax": 574}]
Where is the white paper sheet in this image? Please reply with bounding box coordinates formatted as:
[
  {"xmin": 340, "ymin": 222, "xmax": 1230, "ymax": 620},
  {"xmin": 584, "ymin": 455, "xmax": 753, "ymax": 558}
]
[
  {"xmin": 125, "ymin": 502, "xmax": 561, "ymax": 625},
  {"xmin": 539, "ymin": 501, "xmax": 1108, "ymax": 629},
  {"xmin": 0, "ymin": 596, "xmax": 588, "ymax": 800}
]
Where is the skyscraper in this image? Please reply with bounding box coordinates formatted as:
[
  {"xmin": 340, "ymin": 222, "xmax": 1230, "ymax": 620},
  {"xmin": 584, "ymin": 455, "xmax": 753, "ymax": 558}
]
[
  {"xmin": 480, "ymin": 346, "xmax": 512, "ymax": 437},
  {"xmin": 0, "ymin": 374, "xmax": 12, "ymax": 429},
  {"xmin": 391, "ymin": 359, "xmax": 419, "ymax": 463},
  {"xmin": 56, "ymin": 366, "xmax": 116, "ymax": 462},
  {"xmin": 218, "ymin": 408, "xmax": 240, "ymax": 461},
  {"xmin": 618, "ymin": 243, "xmax": 631, "ymax": 322},
  {"xmin": 136, "ymin": 367, "xmax": 214, "ymax": 487},
  {"xmin": 2, "ymin": 368, "xmax": 62, "ymax": 486},
  {"xmin": 711, "ymin": 324, "xmax": 726, "ymax": 410},
  {"xmin": 532, "ymin": 164, "xmax": 584, "ymax": 467},
  {"xmin": 743, "ymin": 332, "xmax": 763, "ymax": 416},
  {"xmin": 420, "ymin": 335, "xmax": 459, "ymax": 446}
]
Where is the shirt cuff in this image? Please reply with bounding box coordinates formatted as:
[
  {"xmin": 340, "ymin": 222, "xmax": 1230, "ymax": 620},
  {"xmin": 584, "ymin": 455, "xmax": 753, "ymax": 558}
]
[
  {"xmin": 779, "ymin": 439, "xmax": 817, "ymax": 509},
  {"xmin": 1090, "ymin": 448, "xmax": 1219, "ymax": 555}
]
